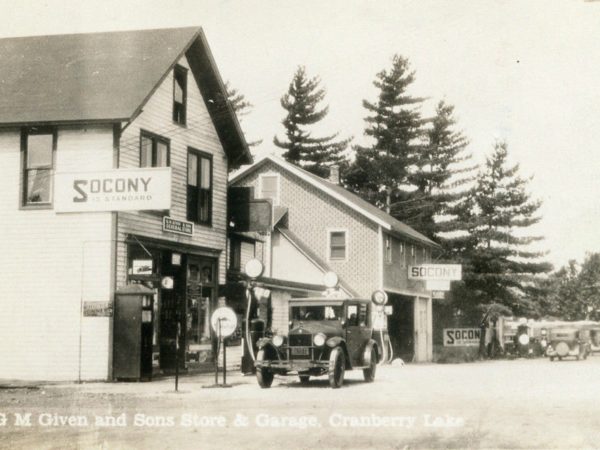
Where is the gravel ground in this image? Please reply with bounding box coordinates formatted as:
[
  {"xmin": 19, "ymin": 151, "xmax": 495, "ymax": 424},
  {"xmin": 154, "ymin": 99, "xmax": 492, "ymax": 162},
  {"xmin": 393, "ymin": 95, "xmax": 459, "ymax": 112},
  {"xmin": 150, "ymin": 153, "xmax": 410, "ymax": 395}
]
[{"xmin": 1, "ymin": 357, "xmax": 599, "ymax": 449}]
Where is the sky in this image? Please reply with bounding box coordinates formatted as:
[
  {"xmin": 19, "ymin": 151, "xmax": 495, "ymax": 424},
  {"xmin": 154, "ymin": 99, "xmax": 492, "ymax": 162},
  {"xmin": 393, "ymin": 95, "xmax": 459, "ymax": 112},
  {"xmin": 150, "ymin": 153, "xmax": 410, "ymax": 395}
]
[{"xmin": 1, "ymin": 0, "xmax": 599, "ymax": 268}]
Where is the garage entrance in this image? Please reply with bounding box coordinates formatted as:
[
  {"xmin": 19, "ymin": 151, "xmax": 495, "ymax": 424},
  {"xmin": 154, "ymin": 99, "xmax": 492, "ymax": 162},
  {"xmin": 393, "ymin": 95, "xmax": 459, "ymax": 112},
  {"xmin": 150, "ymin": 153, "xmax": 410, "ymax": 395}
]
[{"xmin": 387, "ymin": 294, "xmax": 414, "ymax": 362}]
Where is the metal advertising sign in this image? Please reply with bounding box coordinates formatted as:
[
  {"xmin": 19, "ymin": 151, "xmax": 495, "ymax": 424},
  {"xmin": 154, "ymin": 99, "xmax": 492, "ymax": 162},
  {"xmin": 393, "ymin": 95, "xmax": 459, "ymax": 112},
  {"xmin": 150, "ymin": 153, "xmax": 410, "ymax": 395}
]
[
  {"xmin": 443, "ymin": 328, "xmax": 481, "ymax": 346},
  {"xmin": 55, "ymin": 167, "xmax": 171, "ymax": 212},
  {"xmin": 163, "ymin": 216, "xmax": 193, "ymax": 236},
  {"xmin": 83, "ymin": 301, "xmax": 113, "ymax": 317},
  {"xmin": 426, "ymin": 280, "xmax": 451, "ymax": 291},
  {"xmin": 408, "ymin": 264, "xmax": 462, "ymax": 281},
  {"xmin": 431, "ymin": 290, "xmax": 446, "ymax": 299},
  {"xmin": 211, "ymin": 307, "xmax": 238, "ymax": 338}
]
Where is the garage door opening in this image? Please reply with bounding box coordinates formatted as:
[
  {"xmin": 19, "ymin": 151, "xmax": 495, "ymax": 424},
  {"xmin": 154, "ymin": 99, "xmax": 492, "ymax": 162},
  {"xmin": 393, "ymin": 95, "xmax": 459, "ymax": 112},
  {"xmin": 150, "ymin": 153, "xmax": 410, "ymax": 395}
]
[{"xmin": 387, "ymin": 294, "xmax": 414, "ymax": 363}]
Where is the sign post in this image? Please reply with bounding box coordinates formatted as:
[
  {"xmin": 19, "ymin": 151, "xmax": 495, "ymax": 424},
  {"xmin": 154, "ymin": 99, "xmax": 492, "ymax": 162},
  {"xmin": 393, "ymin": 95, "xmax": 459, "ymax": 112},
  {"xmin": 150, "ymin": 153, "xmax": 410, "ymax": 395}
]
[{"xmin": 203, "ymin": 307, "xmax": 237, "ymax": 388}]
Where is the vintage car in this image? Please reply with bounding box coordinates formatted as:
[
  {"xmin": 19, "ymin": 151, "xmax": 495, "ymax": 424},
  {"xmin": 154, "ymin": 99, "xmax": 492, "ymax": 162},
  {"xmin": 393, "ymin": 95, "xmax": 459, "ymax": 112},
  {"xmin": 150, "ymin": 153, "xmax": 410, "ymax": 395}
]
[
  {"xmin": 588, "ymin": 326, "xmax": 600, "ymax": 354},
  {"xmin": 546, "ymin": 327, "xmax": 590, "ymax": 361},
  {"xmin": 254, "ymin": 292, "xmax": 384, "ymax": 389},
  {"xmin": 500, "ymin": 319, "xmax": 533, "ymax": 358}
]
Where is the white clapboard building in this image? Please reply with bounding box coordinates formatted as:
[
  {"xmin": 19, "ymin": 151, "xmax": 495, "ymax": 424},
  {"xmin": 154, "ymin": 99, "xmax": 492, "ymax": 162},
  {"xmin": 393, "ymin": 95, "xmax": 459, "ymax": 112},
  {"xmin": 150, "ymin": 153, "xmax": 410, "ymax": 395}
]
[{"xmin": 0, "ymin": 27, "xmax": 251, "ymax": 380}]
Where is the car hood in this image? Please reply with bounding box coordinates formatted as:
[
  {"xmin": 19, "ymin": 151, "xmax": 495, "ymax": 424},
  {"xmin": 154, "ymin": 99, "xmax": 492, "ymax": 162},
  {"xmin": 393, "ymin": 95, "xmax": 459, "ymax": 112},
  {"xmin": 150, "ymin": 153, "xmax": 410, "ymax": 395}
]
[{"xmin": 289, "ymin": 321, "xmax": 343, "ymax": 337}]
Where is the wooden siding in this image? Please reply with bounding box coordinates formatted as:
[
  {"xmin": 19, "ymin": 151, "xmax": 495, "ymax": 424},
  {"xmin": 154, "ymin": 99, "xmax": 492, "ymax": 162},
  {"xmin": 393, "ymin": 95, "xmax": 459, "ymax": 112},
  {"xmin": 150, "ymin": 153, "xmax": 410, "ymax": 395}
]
[
  {"xmin": 116, "ymin": 55, "xmax": 229, "ymax": 288},
  {"xmin": 383, "ymin": 233, "xmax": 429, "ymax": 295},
  {"xmin": 234, "ymin": 161, "xmax": 380, "ymax": 298},
  {"xmin": 0, "ymin": 126, "xmax": 114, "ymax": 380}
]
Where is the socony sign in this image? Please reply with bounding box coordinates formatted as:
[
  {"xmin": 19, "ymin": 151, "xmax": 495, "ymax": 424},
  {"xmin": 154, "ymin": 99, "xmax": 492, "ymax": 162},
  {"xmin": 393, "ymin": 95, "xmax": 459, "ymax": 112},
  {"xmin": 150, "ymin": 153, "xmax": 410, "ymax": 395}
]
[
  {"xmin": 55, "ymin": 168, "xmax": 171, "ymax": 212},
  {"xmin": 408, "ymin": 264, "xmax": 462, "ymax": 281}
]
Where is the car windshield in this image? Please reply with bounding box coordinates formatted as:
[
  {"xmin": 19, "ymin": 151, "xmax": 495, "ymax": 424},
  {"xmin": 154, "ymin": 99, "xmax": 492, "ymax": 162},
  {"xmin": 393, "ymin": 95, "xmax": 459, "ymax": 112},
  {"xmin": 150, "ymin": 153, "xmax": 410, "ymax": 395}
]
[{"xmin": 291, "ymin": 305, "xmax": 343, "ymax": 321}]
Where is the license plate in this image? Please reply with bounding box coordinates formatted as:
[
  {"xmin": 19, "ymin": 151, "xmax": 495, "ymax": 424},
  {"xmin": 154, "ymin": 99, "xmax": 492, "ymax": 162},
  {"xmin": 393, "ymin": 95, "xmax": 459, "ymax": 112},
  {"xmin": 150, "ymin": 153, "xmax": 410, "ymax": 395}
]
[{"xmin": 291, "ymin": 347, "xmax": 309, "ymax": 356}]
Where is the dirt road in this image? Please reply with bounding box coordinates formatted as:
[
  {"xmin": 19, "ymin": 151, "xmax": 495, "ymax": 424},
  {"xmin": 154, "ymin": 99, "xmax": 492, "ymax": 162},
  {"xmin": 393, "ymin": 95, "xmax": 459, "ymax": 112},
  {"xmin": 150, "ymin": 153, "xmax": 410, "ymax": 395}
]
[{"xmin": 1, "ymin": 357, "xmax": 599, "ymax": 449}]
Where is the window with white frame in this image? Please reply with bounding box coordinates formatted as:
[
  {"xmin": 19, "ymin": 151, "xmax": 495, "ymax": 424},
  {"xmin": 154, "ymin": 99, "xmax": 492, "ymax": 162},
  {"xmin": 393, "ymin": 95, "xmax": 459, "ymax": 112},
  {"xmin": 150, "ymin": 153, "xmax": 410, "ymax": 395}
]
[
  {"xmin": 399, "ymin": 241, "xmax": 405, "ymax": 266},
  {"xmin": 258, "ymin": 173, "xmax": 280, "ymax": 205},
  {"xmin": 385, "ymin": 235, "xmax": 392, "ymax": 263},
  {"xmin": 329, "ymin": 230, "xmax": 347, "ymax": 260},
  {"xmin": 22, "ymin": 128, "xmax": 55, "ymax": 206}
]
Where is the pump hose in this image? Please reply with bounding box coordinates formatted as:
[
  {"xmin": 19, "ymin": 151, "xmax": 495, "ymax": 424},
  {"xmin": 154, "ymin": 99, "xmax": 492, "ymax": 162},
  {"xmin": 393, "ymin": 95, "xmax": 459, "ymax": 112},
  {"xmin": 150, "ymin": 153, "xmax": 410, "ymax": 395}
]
[
  {"xmin": 245, "ymin": 285, "xmax": 255, "ymax": 362},
  {"xmin": 378, "ymin": 329, "xmax": 394, "ymax": 364}
]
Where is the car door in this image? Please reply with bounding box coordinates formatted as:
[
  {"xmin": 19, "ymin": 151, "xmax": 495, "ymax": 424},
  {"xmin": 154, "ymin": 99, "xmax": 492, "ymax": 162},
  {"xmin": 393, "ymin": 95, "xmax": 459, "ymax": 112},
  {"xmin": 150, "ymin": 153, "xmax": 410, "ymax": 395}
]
[{"xmin": 345, "ymin": 302, "xmax": 370, "ymax": 366}]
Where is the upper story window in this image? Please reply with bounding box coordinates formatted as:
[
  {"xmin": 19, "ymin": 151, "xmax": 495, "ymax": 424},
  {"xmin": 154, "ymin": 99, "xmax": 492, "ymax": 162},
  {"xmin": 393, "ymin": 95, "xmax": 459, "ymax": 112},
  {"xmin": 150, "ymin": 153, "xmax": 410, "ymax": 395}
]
[
  {"xmin": 22, "ymin": 129, "xmax": 55, "ymax": 206},
  {"xmin": 258, "ymin": 173, "xmax": 280, "ymax": 205},
  {"xmin": 385, "ymin": 235, "xmax": 392, "ymax": 263},
  {"xmin": 328, "ymin": 230, "xmax": 347, "ymax": 261},
  {"xmin": 173, "ymin": 65, "xmax": 187, "ymax": 125},
  {"xmin": 187, "ymin": 148, "xmax": 212, "ymax": 225},
  {"xmin": 399, "ymin": 241, "xmax": 405, "ymax": 266},
  {"xmin": 140, "ymin": 131, "xmax": 169, "ymax": 167}
]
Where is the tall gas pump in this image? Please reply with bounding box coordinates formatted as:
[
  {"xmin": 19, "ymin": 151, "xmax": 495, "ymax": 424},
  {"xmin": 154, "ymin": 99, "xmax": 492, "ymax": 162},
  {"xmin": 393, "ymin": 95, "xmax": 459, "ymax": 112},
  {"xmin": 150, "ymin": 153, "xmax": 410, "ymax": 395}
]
[{"xmin": 372, "ymin": 290, "xmax": 393, "ymax": 364}]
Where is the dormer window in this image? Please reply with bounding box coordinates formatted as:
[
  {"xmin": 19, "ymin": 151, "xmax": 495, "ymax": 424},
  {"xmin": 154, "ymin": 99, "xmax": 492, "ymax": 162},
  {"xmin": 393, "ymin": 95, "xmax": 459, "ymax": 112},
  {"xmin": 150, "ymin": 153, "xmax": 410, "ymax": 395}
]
[{"xmin": 173, "ymin": 65, "xmax": 187, "ymax": 125}]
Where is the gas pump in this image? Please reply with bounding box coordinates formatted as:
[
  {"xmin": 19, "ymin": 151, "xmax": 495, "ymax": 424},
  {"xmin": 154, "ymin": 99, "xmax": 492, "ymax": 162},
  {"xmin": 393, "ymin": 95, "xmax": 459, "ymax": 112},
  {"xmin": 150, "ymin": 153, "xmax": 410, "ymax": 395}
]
[
  {"xmin": 113, "ymin": 284, "xmax": 155, "ymax": 381},
  {"xmin": 371, "ymin": 290, "xmax": 393, "ymax": 364}
]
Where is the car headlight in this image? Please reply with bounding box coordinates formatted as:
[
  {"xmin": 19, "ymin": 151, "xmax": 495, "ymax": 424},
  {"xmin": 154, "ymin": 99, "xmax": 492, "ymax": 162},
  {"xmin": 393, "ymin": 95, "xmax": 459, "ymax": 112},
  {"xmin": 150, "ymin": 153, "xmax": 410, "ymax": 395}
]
[
  {"xmin": 313, "ymin": 333, "xmax": 326, "ymax": 347},
  {"xmin": 273, "ymin": 335, "xmax": 284, "ymax": 347}
]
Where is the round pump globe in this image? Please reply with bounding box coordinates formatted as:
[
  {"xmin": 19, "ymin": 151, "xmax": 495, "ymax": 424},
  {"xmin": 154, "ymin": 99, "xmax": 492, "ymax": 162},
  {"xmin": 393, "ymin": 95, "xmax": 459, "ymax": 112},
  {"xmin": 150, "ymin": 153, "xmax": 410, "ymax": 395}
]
[
  {"xmin": 518, "ymin": 334, "xmax": 530, "ymax": 346},
  {"xmin": 323, "ymin": 272, "xmax": 339, "ymax": 289},
  {"xmin": 244, "ymin": 258, "xmax": 264, "ymax": 279},
  {"xmin": 371, "ymin": 290, "xmax": 388, "ymax": 305}
]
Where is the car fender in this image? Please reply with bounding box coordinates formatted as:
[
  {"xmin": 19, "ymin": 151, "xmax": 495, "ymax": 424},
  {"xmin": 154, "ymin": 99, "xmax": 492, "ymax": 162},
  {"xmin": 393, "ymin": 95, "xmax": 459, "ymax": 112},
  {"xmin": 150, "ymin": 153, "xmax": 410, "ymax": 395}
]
[
  {"xmin": 257, "ymin": 339, "xmax": 281, "ymax": 359},
  {"xmin": 326, "ymin": 337, "xmax": 351, "ymax": 368},
  {"xmin": 362, "ymin": 339, "xmax": 379, "ymax": 366}
]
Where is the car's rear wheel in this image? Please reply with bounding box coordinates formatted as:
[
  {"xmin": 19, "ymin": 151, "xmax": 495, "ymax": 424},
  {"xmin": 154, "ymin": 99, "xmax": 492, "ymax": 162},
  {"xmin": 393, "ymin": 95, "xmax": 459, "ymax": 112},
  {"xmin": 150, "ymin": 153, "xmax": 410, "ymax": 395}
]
[
  {"xmin": 328, "ymin": 347, "xmax": 345, "ymax": 389},
  {"xmin": 256, "ymin": 350, "xmax": 274, "ymax": 388},
  {"xmin": 299, "ymin": 375, "xmax": 310, "ymax": 385},
  {"xmin": 363, "ymin": 349, "xmax": 377, "ymax": 382}
]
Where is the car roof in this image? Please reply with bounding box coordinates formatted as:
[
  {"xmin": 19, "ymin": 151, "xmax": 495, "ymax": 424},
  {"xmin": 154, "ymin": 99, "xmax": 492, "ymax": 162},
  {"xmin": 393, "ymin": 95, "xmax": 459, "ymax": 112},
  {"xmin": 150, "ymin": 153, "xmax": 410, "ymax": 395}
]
[{"xmin": 289, "ymin": 297, "xmax": 371, "ymax": 306}]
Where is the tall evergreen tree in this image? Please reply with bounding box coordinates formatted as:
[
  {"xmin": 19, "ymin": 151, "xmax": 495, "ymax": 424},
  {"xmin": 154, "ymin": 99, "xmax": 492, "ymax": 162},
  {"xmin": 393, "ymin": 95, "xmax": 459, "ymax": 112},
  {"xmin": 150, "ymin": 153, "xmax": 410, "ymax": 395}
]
[
  {"xmin": 345, "ymin": 55, "xmax": 426, "ymax": 215},
  {"xmin": 403, "ymin": 101, "xmax": 477, "ymax": 240},
  {"xmin": 455, "ymin": 141, "xmax": 552, "ymax": 315},
  {"xmin": 273, "ymin": 66, "xmax": 350, "ymax": 177}
]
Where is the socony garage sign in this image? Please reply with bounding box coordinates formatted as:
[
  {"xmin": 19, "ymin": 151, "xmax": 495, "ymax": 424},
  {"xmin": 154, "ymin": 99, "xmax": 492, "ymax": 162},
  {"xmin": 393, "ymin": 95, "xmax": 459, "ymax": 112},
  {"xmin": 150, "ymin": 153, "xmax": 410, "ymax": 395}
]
[{"xmin": 55, "ymin": 168, "xmax": 171, "ymax": 212}]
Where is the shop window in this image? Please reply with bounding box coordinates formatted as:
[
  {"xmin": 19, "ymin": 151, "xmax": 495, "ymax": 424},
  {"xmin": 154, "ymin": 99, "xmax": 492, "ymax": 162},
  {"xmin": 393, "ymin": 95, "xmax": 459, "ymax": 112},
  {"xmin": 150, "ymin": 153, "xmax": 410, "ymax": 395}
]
[
  {"xmin": 187, "ymin": 149, "xmax": 212, "ymax": 225},
  {"xmin": 258, "ymin": 173, "xmax": 280, "ymax": 205},
  {"xmin": 22, "ymin": 129, "xmax": 55, "ymax": 206},
  {"xmin": 173, "ymin": 65, "xmax": 187, "ymax": 125},
  {"xmin": 329, "ymin": 230, "xmax": 347, "ymax": 261},
  {"xmin": 140, "ymin": 131, "xmax": 169, "ymax": 167}
]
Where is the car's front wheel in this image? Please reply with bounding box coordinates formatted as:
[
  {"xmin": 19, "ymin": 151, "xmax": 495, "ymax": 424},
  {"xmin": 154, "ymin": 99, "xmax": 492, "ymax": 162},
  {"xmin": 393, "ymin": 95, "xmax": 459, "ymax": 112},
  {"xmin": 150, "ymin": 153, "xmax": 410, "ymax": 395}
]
[
  {"xmin": 363, "ymin": 349, "xmax": 377, "ymax": 382},
  {"xmin": 299, "ymin": 375, "xmax": 310, "ymax": 385},
  {"xmin": 328, "ymin": 347, "xmax": 345, "ymax": 389},
  {"xmin": 256, "ymin": 350, "xmax": 274, "ymax": 388}
]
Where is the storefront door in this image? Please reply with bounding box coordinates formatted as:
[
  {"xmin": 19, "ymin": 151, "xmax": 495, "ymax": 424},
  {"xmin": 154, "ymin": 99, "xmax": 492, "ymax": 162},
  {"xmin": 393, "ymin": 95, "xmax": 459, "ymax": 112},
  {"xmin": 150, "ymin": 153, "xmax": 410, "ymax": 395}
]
[{"xmin": 185, "ymin": 256, "xmax": 217, "ymax": 370}]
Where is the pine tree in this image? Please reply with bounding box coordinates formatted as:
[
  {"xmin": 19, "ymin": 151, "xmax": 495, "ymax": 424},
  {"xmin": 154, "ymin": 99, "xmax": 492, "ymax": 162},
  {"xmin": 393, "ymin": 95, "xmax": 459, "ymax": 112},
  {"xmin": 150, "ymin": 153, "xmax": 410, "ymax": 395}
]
[
  {"xmin": 273, "ymin": 66, "xmax": 350, "ymax": 177},
  {"xmin": 457, "ymin": 141, "xmax": 552, "ymax": 315},
  {"xmin": 403, "ymin": 101, "xmax": 477, "ymax": 240},
  {"xmin": 345, "ymin": 55, "xmax": 425, "ymax": 214}
]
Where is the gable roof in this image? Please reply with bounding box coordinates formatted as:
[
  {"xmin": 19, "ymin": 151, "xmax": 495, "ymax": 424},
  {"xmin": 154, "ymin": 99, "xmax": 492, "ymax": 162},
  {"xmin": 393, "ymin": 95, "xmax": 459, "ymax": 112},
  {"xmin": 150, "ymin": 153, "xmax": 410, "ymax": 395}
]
[
  {"xmin": 0, "ymin": 27, "xmax": 251, "ymax": 166},
  {"xmin": 276, "ymin": 226, "xmax": 360, "ymax": 298},
  {"xmin": 231, "ymin": 154, "xmax": 439, "ymax": 248}
]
